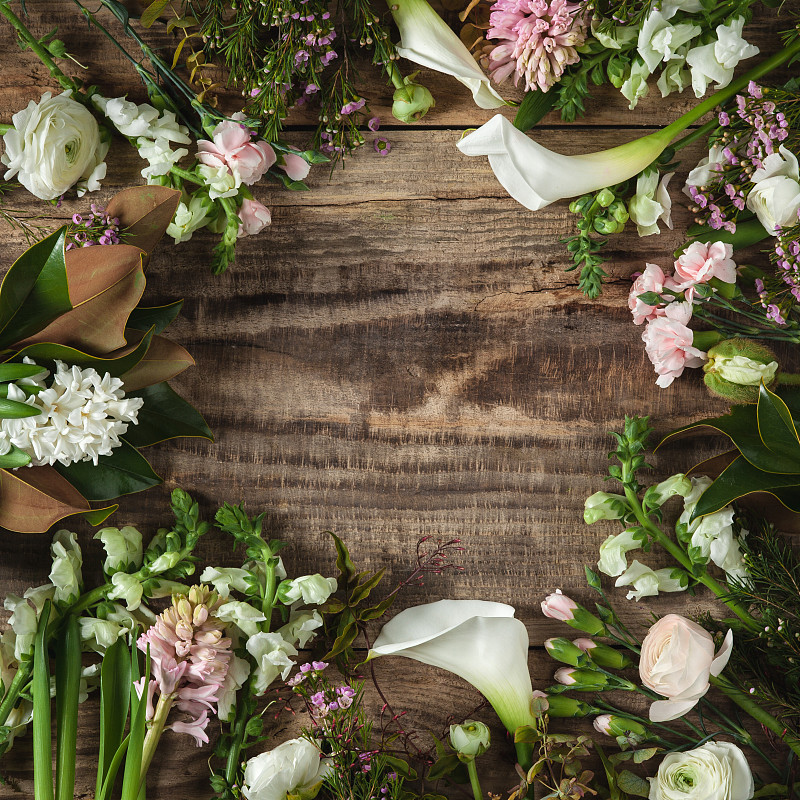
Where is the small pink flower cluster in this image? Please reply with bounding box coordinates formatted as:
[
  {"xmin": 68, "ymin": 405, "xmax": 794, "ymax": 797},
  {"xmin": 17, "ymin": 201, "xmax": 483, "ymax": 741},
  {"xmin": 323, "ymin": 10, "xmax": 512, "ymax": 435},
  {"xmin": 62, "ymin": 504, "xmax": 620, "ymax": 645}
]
[
  {"xmin": 137, "ymin": 585, "xmax": 232, "ymax": 746},
  {"xmin": 629, "ymin": 242, "xmax": 738, "ymax": 388},
  {"xmin": 65, "ymin": 204, "xmax": 121, "ymax": 250}
]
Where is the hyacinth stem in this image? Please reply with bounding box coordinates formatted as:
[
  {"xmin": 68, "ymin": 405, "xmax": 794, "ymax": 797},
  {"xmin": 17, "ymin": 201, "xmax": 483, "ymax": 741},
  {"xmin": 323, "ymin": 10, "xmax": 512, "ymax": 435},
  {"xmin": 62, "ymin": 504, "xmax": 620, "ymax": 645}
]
[
  {"xmin": 138, "ymin": 693, "xmax": 174, "ymax": 788},
  {"xmin": 224, "ymin": 688, "xmax": 253, "ymax": 787},
  {"xmin": 466, "ymin": 758, "xmax": 484, "ymax": 800}
]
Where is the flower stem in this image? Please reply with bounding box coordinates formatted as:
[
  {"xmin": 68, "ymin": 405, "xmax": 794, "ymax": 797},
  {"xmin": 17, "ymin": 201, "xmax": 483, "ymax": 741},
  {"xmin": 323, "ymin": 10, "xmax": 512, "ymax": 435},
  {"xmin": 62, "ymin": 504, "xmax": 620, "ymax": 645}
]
[
  {"xmin": 138, "ymin": 693, "xmax": 174, "ymax": 787},
  {"xmin": 466, "ymin": 758, "xmax": 484, "ymax": 800},
  {"xmin": 515, "ymin": 741, "xmax": 533, "ymax": 772},
  {"xmin": 224, "ymin": 683, "xmax": 254, "ymax": 788},
  {"xmin": 0, "ymin": 2, "xmax": 78, "ymax": 92}
]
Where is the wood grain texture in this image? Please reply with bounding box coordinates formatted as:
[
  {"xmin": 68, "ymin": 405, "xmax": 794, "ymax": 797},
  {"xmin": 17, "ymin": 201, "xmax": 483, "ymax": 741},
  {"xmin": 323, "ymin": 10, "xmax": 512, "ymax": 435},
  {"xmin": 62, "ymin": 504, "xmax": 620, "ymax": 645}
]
[{"xmin": 0, "ymin": 1, "xmax": 798, "ymax": 797}]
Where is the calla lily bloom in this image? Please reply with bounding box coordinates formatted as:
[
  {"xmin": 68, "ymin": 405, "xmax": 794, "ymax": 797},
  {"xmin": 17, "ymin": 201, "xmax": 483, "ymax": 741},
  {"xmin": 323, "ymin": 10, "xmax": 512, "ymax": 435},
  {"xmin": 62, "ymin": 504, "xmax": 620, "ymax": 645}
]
[
  {"xmin": 368, "ymin": 599, "xmax": 536, "ymax": 733},
  {"xmin": 389, "ymin": 0, "xmax": 505, "ymax": 110},
  {"xmin": 457, "ymin": 115, "xmax": 675, "ymax": 211}
]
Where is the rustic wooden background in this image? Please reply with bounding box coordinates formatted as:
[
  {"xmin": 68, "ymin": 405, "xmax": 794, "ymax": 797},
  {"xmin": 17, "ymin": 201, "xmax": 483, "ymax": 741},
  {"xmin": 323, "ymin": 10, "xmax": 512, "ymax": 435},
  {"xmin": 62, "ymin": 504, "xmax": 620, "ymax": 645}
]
[{"xmin": 0, "ymin": 1, "xmax": 798, "ymax": 797}]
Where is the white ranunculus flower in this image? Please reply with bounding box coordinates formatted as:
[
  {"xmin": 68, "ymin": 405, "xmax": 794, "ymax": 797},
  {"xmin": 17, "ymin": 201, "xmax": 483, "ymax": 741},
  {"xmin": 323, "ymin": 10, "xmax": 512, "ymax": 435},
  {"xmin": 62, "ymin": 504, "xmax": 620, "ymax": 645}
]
[
  {"xmin": 198, "ymin": 163, "xmax": 240, "ymax": 199},
  {"xmin": 199, "ymin": 566, "xmax": 253, "ymax": 597},
  {"xmin": 368, "ymin": 599, "xmax": 536, "ymax": 733},
  {"xmin": 389, "ymin": 0, "xmax": 504, "ymax": 109},
  {"xmin": 246, "ymin": 632, "xmax": 298, "ymax": 694},
  {"xmin": 649, "ymin": 741, "xmax": 754, "ymax": 800},
  {"xmin": 95, "ymin": 526, "xmax": 143, "ymax": 575},
  {"xmin": 598, "ymin": 529, "xmax": 645, "ymax": 577},
  {"xmin": 1, "ymin": 90, "xmax": 108, "ymax": 200},
  {"xmin": 277, "ymin": 575, "xmax": 337, "ymax": 606},
  {"xmin": 216, "ymin": 601, "xmax": 267, "ymax": 637},
  {"xmin": 629, "ymin": 169, "xmax": 674, "ymax": 236},
  {"xmin": 614, "ymin": 560, "xmax": 687, "ymax": 601},
  {"xmin": 50, "ymin": 529, "xmax": 83, "ymax": 605},
  {"xmin": 640, "ymin": 614, "xmax": 733, "ymax": 722},
  {"xmin": 745, "ymin": 145, "xmax": 800, "ymax": 235},
  {"xmin": 107, "ymin": 571, "xmax": 144, "ymax": 611},
  {"xmin": 637, "ymin": 10, "xmax": 700, "ymax": 74},
  {"xmin": 686, "ymin": 17, "xmax": 759, "ymax": 97},
  {"xmin": 457, "ymin": 115, "xmax": 675, "ymax": 212},
  {"xmin": 243, "ymin": 738, "xmax": 331, "ymax": 800},
  {"xmin": 450, "ymin": 720, "xmax": 491, "ymax": 759},
  {"xmin": 279, "ymin": 610, "xmax": 324, "ymax": 648},
  {"xmin": 167, "ymin": 194, "xmax": 213, "ymax": 244},
  {"xmin": 218, "ymin": 654, "xmax": 252, "ymax": 723},
  {"xmin": 711, "ymin": 355, "xmax": 778, "ymax": 386}
]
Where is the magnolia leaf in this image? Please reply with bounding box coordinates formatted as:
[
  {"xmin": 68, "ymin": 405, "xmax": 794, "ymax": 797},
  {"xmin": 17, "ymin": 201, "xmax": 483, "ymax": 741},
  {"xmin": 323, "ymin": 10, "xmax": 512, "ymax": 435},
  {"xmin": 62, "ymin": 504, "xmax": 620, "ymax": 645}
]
[
  {"xmin": 757, "ymin": 383, "xmax": 800, "ymax": 459},
  {"xmin": 118, "ymin": 333, "xmax": 194, "ymax": 391},
  {"xmin": 105, "ymin": 186, "xmax": 181, "ymax": 256},
  {"xmin": 13, "ymin": 328, "xmax": 155, "ymax": 379},
  {"xmin": 54, "ymin": 440, "xmax": 162, "ymax": 501},
  {"xmin": 0, "ymin": 466, "xmax": 117, "ymax": 533},
  {"xmin": 0, "ymin": 228, "xmax": 70, "ymax": 349},
  {"xmin": 126, "ymin": 300, "xmax": 183, "ymax": 334},
  {"xmin": 123, "ymin": 382, "xmax": 213, "ymax": 447}
]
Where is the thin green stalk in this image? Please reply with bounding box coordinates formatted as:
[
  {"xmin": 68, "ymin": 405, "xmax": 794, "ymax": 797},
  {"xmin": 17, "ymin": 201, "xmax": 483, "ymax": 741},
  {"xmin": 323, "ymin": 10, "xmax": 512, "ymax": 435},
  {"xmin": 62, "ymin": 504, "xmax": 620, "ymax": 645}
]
[
  {"xmin": 97, "ymin": 735, "xmax": 130, "ymax": 800},
  {"xmin": 0, "ymin": 123, "xmax": 10, "ymax": 134},
  {"xmin": 671, "ymin": 118, "xmax": 720, "ymax": 153},
  {"xmin": 0, "ymin": 2, "xmax": 78, "ymax": 92},
  {"xmin": 33, "ymin": 601, "xmax": 54, "ymax": 800},
  {"xmin": 55, "ymin": 614, "xmax": 81, "ymax": 800},
  {"xmin": 466, "ymin": 759, "xmax": 483, "ymax": 800},
  {"xmin": 224, "ymin": 678, "xmax": 255, "ymax": 786},
  {"xmin": 138, "ymin": 692, "xmax": 173, "ymax": 787},
  {"xmin": 0, "ymin": 662, "xmax": 31, "ymax": 728}
]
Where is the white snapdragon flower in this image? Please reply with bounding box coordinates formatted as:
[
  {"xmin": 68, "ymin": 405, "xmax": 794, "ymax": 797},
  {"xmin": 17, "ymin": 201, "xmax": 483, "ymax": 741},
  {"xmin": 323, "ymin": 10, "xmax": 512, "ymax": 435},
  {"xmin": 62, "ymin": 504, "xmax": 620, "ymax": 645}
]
[
  {"xmin": 598, "ymin": 529, "xmax": 645, "ymax": 577},
  {"xmin": 684, "ymin": 145, "xmax": 726, "ymax": 192},
  {"xmin": 218, "ymin": 654, "xmax": 252, "ymax": 722},
  {"xmin": 279, "ymin": 610, "xmax": 324, "ymax": 648},
  {"xmin": 199, "ymin": 566, "xmax": 253, "ymax": 597},
  {"xmin": 92, "ymin": 95, "xmax": 160, "ymax": 138},
  {"xmin": 614, "ymin": 560, "xmax": 687, "ymax": 600},
  {"xmin": 246, "ymin": 632, "xmax": 298, "ymax": 694},
  {"xmin": 242, "ymin": 739, "xmax": 331, "ymax": 800},
  {"xmin": 49, "ymin": 530, "xmax": 83, "ymax": 604},
  {"xmin": 148, "ymin": 110, "xmax": 192, "ymax": 145},
  {"xmin": 148, "ymin": 550, "xmax": 182, "ymax": 573},
  {"xmin": 629, "ymin": 169, "xmax": 674, "ymax": 236},
  {"xmin": 620, "ymin": 58, "xmax": 651, "ymax": 110},
  {"xmin": 0, "ymin": 360, "xmax": 143, "ymax": 468},
  {"xmin": 686, "ymin": 17, "xmax": 759, "ymax": 97},
  {"xmin": 167, "ymin": 194, "xmax": 214, "ymax": 244},
  {"xmin": 95, "ymin": 526, "xmax": 143, "ymax": 575},
  {"xmin": 216, "ymin": 601, "xmax": 267, "ymax": 637},
  {"xmin": 5, "ymin": 593, "xmax": 42, "ymax": 661},
  {"xmin": 277, "ymin": 575, "xmax": 337, "ymax": 606},
  {"xmin": 108, "ymin": 572, "xmax": 144, "ymax": 611},
  {"xmin": 198, "ymin": 163, "xmax": 241, "ymax": 200},
  {"xmin": 79, "ymin": 617, "xmax": 125, "ymax": 654},
  {"xmin": 637, "ymin": 10, "xmax": 700, "ymax": 74},
  {"xmin": 0, "ymin": 634, "xmax": 33, "ymax": 750},
  {"xmin": 1, "ymin": 90, "xmax": 108, "ymax": 200},
  {"xmin": 137, "ymin": 136, "xmax": 190, "ymax": 179},
  {"xmin": 745, "ymin": 145, "xmax": 800, "ymax": 235},
  {"xmin": 657, "ymin": 57, "xmax": 690, "ymax": 98}
]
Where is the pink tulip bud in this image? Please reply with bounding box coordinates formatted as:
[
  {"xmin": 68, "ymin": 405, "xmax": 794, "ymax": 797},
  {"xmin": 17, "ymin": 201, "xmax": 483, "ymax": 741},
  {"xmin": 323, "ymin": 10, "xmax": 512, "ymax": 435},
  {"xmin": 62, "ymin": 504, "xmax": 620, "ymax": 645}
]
[
  {"xmin": 541, "ymin": 589, "xmax": 578, "ymax": 621},
  {"xmin": 554, "ymin": 667, "xmax": 577, "ymax": 685}
]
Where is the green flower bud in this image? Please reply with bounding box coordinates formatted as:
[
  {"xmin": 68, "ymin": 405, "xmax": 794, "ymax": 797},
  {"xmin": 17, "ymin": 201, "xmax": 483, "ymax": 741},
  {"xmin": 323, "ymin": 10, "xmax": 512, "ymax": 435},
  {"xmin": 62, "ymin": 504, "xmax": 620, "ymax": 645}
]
[
  {"xmin": 573, "ymin": 639, "xmax": 634, "ymax": 670},
  {"xmin": 537, "ymin": 693, "xmax": 595, "ymax": 718},
  {"xmin": 392, "ymin": 74, "xmax": 435, "ymax": 124},
  {"xmin": 553, "ymin": 667, "xmax": 611, "ymax": 690},
  {"xmin": 593, "ymin": 714, "xmax": 647, "ymax": 738},
  {"xmin": 704, "ymin": 338, "xmax": 779, "ymax": 402},
  {"xmin": 608, "ymin": 200, "xmax": 629, "ymax": 223},
  {"xmin": 544, "ymin": 637, "xmax": 590, "ymax": 668},
  {"xmin": 569, "ymin": 195, "xmax": 593, "ymax": 215},
  {"xmin": 449, "ymin": 720, "xmax": 490, "ymax": 761},
  {"xmin": 596, "ymin": 188, "xmax": 615, "ymax": 207},
  {"xmin": 584, "ymin": 491, "xmax": 628, "ymax": 524},
  {"xmin": 593, "ymin": 215, "xmax": 619, "ymax": 235}
]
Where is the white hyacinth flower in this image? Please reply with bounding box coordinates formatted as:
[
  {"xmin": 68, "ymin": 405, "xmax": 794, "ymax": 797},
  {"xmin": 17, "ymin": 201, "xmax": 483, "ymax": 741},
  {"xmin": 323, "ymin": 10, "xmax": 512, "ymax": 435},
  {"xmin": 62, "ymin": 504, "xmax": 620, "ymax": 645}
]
[{"xmin": 0, "ymin": 359, "xmax": 143, "ymax": 468}]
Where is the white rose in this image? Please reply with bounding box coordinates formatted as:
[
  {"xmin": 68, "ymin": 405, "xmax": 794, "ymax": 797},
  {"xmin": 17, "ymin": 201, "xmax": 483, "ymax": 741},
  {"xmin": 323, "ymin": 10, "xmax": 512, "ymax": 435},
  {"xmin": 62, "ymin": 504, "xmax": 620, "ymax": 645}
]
[
  {"xmin": 243, "ymin": 739, "xmax": 331, "ymax": 800},
  {"xmin": 637, "ymin": 10, "xmax": 699, "ymax": 73},
  {"xmin": 279, "ymin": 610, "xmax": 324, "ymax": 648},
  {"xmin": 277, "ymin": 575, "xmax": 337, "ymax": 606},
  {"xmin": 2, "ymin": 91, "xmax": 108, "ymax": 200},
  {"xmin": 598, "ymin": 529, "xmax": 645, "ymax": 577},
  {"xmin": 629, "ymin": 169, "xmax": 674, "ymax": 236},
  {"xmin": 94, "ymin": 526, "xmax": 143, "ymax": 574},
  {"xmin": 246, "ymin": 632, "xmax": 298, "ymax": 694},
  {"xmin": 710, "ymin": 355, "xmax": 778, "ymax": 386},
  {"xmin": 199, "ymin": 566, "xmax": 253, "ymax": 597},
  {"xmin": 686, "ymin": 17, "xmax": 758, "ymax": 97},
  {"xmin": 745, "ymin": 145, "xmax": 800, "ymax": 235},
  {"xmin": 167, "ymin": 195, "xmax": 213, "ymax": 244},
  {"xmin": 614, "ymin": 560, "xmax": 687, "ymax": 601},
  {"xmin": 198, "ymin": 163, "xmax": 240, "ymax": 200},
  {"xmin": 649, "ymin": 741, "xmax": 754, "ymax": 800},
  {"xmin": 216, "ymin": 600, "xmax": 267, "ymax": 637},
  {"xmin": 49, "ymin": 529, "xmax": 83, "ymax": 605},
  {"xmin": 640, "ymin": 614, "xmax": 733, "ymax": 721}
]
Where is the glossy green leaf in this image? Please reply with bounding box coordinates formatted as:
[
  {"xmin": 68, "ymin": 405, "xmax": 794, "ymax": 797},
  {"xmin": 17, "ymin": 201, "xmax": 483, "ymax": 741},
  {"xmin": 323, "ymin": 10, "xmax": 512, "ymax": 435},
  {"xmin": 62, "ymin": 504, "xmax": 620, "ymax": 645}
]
[
  {"xmin": 33, "ymin": 601, "xmax": 54, "ymax": 800},
  {"xmin": 687, "ymin": 218, "xmax": 769, "ymax": 251},
  {"xmin": 120, "ymin": 643, "xmax": 149, "ymax": 800},
  {"xmin": 0, "ymin": 398, "xmax": 41, "ymax": 419},
  {"xmin": 0, "ymin": 228, "xmax": 70, "ymax": 350},
  {"xmin": 13, "ymin": 327, "xmax": 155, "ymax": 379},
  {"xmin": 123, "ymin": 382, "xmax": 213, "ymax": 448},
  {"xmin": 693, "ymin": 455, "xmax": 800, "ymax": 518},
  {"xmin": 55, "ymin": 440, "xmax": 162, "ymax": 501},
  {"xmin": 55, "ymin": 614, "xmax": 81, "ymax": 800},
  {"xmin": 126, "ymin": 300, "xmax": 183, "ymax": 334},
  {"xmin": 0, "ymin": 445, "xmax": 32, "ymax": 469},
  {"xmin": 757, "ymin": 383, "xmax": 800, "ymax": 461},
  {"xmin": 514, "ymin": 89, "xmax": 557, "ymax": 130},
  {"xmin": 0, "ymin": 363, "xmax": 44, "ymax": 382},
  {"xmin": 96, "ymin": 637, "xmax": 131, "ymax": 800}
]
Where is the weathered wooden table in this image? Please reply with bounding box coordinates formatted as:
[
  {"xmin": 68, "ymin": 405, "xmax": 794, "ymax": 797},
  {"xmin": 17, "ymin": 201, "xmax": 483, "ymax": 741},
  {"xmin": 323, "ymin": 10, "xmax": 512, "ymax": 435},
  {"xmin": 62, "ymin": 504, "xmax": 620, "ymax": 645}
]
[{"xmin": 0, "ymin": 3, "xmax": 795, "ymax": 796}]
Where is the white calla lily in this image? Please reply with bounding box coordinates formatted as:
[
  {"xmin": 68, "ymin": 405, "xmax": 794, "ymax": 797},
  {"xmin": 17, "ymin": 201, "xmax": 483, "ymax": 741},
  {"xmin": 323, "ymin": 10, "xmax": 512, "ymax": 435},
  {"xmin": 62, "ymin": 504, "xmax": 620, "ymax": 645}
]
[
  {"xmin": 368, "ymin": 599, "xmax": 535, "ymax": 732},
  {"xmin": 457, "ymin": 115, "xmax": 676, "ymax": 211},
  {"xmin": 389, "ymin": 0, "xmax": 505, "ymax": 109}
]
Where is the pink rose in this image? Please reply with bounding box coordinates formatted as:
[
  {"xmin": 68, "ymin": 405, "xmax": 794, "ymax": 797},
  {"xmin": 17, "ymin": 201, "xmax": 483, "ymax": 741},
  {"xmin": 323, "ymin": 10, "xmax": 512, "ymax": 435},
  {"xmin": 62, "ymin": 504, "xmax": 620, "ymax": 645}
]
[
  {"xmin": 640, "ymin": 614, "xmax": 732, "ymax": 722},
  {"xmin": 642, "ymin": 302, "xmax": 706, "ymax": 388},
  {"xmin": 629, "ymin": 263, "xmax": 675, "ymax": 325},
  {"xmin": 197, "ymin": 120, "xmax": 276, "ymax": 185},
  {"xmin": 540, "ymin": 589, "xmax": 577, "ymax": 621},
  {"xmin": 280, "ymin": 151, "xmax": 311, "ymax": 181},
  {"xmin": 673, "ymin": 241, "xmax": 737, "ymax": 288},
  {"xmin": 237, "ymin": 198, "xmax": 271, "ymax": 238}
]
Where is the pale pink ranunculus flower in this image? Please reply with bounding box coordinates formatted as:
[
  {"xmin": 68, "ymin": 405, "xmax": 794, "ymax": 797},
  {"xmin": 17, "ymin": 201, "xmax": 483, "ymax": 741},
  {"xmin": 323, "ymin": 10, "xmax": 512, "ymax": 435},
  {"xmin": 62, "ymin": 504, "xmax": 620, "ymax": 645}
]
[
  {"xmin": 280, "ymin": 151, "xmax": 311, "ymax": 181},
  {"xmin": 540, "ymin": 589, "xmax": 577, "ymax": 621},
  {"xmin": 673, "ymin": 241, "xmax": 737, "ymax": 289},
  {"xmin": 629, "ymin": 263, "xmax": 675, "ymax": 325},
  {"xmin": 197, "ymin": 120, "xmax": 277, "ymax": 185},
  {"xmin": 640, "ymin": 614, "xmax": 733, "ymax": 722},
  {"xmin": 237, "ymin": 198, "xmax": 272, "ymax": 238},
  {"xmin": 642, "ymin": 301, "xmax": 707, "ymax": 388}
]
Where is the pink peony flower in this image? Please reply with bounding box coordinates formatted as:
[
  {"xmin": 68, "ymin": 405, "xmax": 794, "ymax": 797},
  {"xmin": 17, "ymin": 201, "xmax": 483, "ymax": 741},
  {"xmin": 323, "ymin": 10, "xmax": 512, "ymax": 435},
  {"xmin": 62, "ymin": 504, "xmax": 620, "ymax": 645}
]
[
  {"xmin": 487, "ymin": 0, "xmax": 587, "ymax": 93},
  {"xmin": 673, "ymin": 241, "xmax": 737, "ymax": 289},
  {"xmin": 642, "ymin": 302, "xmax": 707, "ymax": 388},
  {"xmin": 197, "ymin": 120, "xmax": 276, "ymax": 186},
  {"xmin": 237, "ymin": 198, "xmax": 272, "ymax": 238},
  {"xmin": 629, "ymin": 263, "xmax": 675, "ymax": 325},
  {"xmin": 279, "ymin": 151, "xmax": 311, "ymax": 181}
]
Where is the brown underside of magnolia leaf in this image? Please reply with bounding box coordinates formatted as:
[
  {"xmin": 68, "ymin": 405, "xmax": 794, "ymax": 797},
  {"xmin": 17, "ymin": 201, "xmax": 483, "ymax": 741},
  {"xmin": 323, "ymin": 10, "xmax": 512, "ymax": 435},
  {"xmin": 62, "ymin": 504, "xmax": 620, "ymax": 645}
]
[
  {"xmin": 105, "ymin": 186, "xmax": 182, "ymax": 257},
  {"xmin": 120, "ymin": 333, "xmax": 195, "ymax": 392}
]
